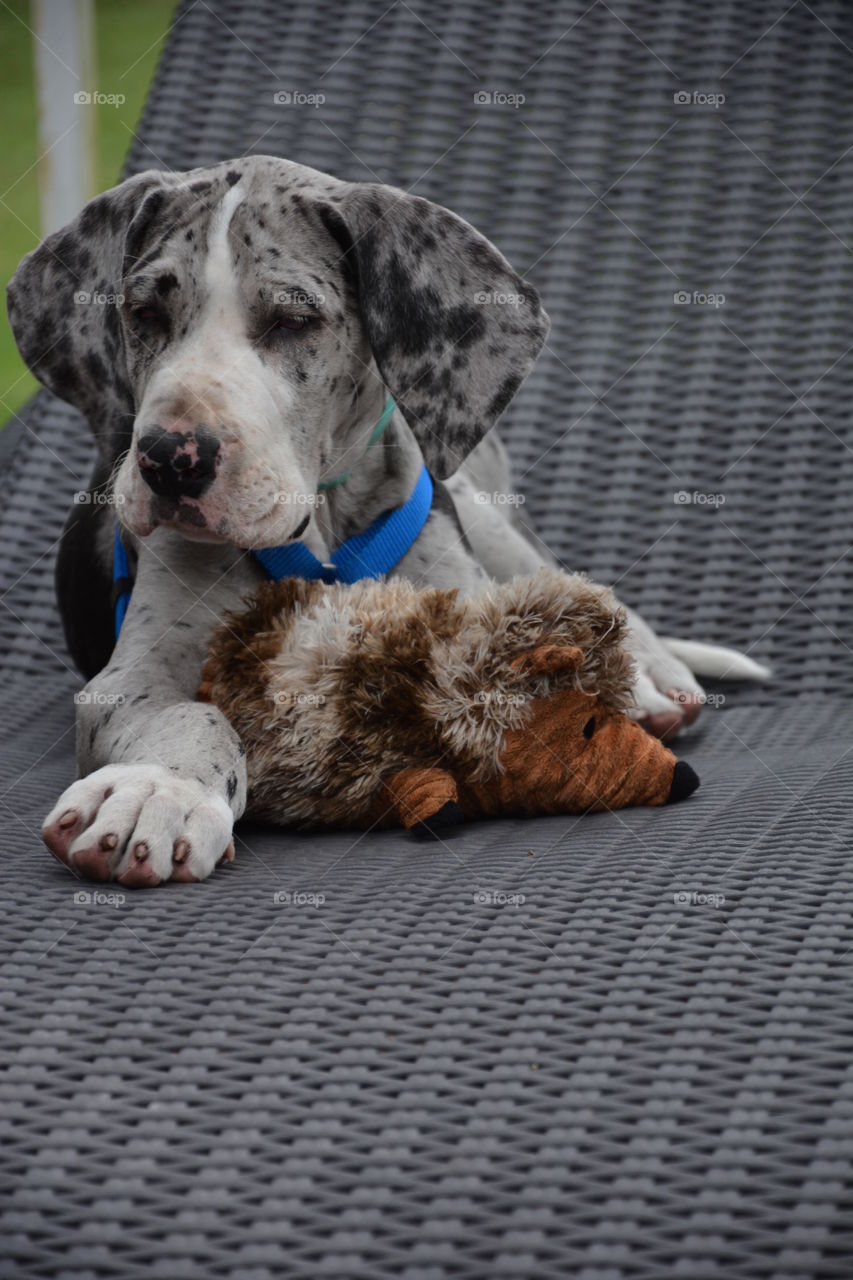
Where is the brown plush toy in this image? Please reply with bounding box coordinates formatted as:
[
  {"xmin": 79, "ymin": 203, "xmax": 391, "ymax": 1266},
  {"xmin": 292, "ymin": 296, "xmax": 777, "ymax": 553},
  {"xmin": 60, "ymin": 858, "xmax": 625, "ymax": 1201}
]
[{"xmin": 197, "ymin": 568, "xmax": 699, "ymax": 836}]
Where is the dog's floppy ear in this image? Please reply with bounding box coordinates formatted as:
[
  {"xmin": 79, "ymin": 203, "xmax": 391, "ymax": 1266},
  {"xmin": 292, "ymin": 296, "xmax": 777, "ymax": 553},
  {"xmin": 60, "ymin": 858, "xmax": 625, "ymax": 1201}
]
[
  {"xmin": 319, "ymin": 183, "xmax": 549, "ymax": 479},
  {"xmin": 6, "ymin": 168, "xmax": 176, "ymax": 458}
]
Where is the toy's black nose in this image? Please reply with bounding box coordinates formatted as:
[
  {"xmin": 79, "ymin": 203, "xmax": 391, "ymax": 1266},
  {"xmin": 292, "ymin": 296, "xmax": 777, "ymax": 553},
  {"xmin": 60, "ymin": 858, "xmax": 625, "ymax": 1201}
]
[
  {"xmin": 667, "ymin": 760, "xmax": 700, "ymax": 804},
  {"xmin": 137, "ymin": 425, "xmax": 221, "ymax": 499}
]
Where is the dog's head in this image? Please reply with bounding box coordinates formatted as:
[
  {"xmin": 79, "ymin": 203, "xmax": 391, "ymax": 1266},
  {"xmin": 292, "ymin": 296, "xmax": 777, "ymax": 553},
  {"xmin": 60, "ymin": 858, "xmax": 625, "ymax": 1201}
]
[{"xmin": 7, "ymin": 156, "xmax": 548, "ymax": 547}]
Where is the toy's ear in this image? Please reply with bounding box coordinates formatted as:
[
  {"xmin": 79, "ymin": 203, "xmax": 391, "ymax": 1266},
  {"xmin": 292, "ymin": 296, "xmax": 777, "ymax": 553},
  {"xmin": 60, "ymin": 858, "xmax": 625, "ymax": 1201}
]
[
  {"xmin": 317, "ymin": 183, "xmax": 549, "ymax": 479},
  {"xmin": 510, "ymin": 643, "xmax": 585, "ymax": 679}
]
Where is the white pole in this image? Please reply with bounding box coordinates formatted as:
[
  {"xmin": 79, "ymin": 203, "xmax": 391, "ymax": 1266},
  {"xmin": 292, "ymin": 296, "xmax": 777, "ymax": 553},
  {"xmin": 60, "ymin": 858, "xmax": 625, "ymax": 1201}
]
[{"xmin": 31, "ymin": 0, "xmax": 96, "ymax": 236}]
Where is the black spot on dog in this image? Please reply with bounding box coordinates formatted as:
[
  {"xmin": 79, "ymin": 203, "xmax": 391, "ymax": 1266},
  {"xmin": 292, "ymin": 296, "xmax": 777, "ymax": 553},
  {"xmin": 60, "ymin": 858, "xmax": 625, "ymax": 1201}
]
[
  {"xmin": 488, "ymin": 373, "xmax": 522, "ymax": 419},
  {"xmin": 226, "ymin": 169, "xmax": 242, "ymax": 186},
  {"xmin": 124, "ymin": 189, "xmax": 168, "ymax": 265},
  {"xmin": 226, "ymin": 771, "xmax": 238, "ymax": 802},
  {"xmin": 53, "ymin": 357, "xmax": 81, "ymax": 396},
  {"xmin": 79, "ymin": 197, "xmax": 109, "ymax": 237},
  {"xmin": 85, "ymin": 351, "xmax": 107, "ymax": 385}
]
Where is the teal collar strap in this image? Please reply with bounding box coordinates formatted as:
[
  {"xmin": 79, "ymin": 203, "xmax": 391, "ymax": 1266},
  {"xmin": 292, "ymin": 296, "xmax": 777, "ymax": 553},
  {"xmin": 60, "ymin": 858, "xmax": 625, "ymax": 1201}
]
[{"xmin": 317, "ymin": 396, "xmax": 396, "ymax": 491}]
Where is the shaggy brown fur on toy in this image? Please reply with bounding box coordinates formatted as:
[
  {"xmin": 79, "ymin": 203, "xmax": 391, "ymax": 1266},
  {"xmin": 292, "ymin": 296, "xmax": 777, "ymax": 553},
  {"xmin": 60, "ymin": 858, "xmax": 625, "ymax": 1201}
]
[{"xmin": 197, "ymin": 568, "xmax": 699, "ymax": 834}]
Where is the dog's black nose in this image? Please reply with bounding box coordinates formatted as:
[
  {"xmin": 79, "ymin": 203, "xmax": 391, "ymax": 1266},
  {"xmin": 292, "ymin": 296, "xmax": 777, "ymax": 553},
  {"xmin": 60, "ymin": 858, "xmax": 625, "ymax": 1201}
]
[
  {"xmin": 137, "ymin": 425, "xmax": 221, "ymax": 499},
  {"xmin": 667, "ymin": 760, "xmax": 700, "ymax": 804}
]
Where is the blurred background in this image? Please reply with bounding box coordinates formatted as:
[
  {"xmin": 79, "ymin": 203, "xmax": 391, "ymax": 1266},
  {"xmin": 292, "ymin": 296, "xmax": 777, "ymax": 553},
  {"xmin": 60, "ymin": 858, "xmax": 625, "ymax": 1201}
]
[{"xmin": 0, "ymin": 0, "xmax": 174, "ymax": 416}]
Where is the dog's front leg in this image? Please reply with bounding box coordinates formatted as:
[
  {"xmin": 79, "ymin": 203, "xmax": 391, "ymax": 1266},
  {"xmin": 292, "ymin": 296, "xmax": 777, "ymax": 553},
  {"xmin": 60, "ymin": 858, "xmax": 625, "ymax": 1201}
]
[{"xmin": 42, "ymin": 529, "xmax": 263, "ymax": 887}]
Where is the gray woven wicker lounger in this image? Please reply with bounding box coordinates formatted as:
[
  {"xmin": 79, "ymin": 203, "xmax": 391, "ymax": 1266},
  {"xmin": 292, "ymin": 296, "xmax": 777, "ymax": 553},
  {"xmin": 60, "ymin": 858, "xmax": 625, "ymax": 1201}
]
[{"xmin": 2, "ymin": 1, "xmax": 852, "ymax": 1275}]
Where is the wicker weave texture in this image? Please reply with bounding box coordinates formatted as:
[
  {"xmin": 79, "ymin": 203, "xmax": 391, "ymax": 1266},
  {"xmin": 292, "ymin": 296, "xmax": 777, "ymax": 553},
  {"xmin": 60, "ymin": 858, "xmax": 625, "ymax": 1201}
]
[{"xmin": 1, "ymin": 2, "xmax": 852, "ymax": 1276}]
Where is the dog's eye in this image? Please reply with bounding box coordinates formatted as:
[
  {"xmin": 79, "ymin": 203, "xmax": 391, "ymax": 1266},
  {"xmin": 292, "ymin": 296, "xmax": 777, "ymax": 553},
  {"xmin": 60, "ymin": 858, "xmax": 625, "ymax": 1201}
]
[
  {"xmin": 270, "ymin": 315, "xmax": 312, "ymax": 334},
  {"xmin": 583, "ymin": 716, "xmax": 596, "ymax": 739},
  {"xmin": 129, "ymin": 305, "xmax": 165, "ymax": 328}
]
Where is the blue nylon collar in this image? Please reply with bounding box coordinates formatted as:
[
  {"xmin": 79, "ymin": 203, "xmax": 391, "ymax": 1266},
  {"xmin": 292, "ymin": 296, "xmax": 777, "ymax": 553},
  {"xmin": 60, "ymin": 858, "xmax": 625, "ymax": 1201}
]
[
  {"xmin": 112, "ymin": 464, "xmax": 433, "ymax": 639},
  {"xmin": 253, "ymin": 463, "xmax": 432, "ymax": 585},
  {"xmin": 113, "ymin": 526, "xmax": 132, "ymax": 640}
]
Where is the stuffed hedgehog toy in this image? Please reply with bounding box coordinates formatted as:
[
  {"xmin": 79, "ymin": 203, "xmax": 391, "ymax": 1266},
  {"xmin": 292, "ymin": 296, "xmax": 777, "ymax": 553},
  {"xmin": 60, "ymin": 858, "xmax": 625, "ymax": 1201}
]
[{"xmin": 197, "ymin": 568, "xmax": 699, "ymax": 836}]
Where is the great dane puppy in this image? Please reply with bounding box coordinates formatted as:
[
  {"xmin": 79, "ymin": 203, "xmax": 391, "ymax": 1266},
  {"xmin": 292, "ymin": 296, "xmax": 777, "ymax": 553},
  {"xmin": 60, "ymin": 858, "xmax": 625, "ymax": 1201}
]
[{"xmin": 8, "ymin": 156, "xmax": 742, "ymax": 887}]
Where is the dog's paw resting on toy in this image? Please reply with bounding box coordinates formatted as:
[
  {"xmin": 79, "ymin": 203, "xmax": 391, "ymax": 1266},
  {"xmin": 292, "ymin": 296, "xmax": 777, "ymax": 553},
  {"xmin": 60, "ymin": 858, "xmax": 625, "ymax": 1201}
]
[{"xmin": 197, "ymin": 568, "xmax": 699, "ymax": 834}]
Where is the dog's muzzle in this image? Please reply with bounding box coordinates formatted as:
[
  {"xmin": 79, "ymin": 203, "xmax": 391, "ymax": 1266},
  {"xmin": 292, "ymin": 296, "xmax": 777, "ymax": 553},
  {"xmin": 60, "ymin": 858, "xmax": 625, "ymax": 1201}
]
[{"xmin": 137, "ymin": 425, "xmax": 222, "ymax": 500}]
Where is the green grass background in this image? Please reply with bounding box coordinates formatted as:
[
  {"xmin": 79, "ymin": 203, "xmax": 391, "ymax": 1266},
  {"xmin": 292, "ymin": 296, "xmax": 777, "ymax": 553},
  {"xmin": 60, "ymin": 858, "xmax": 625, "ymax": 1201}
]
[{"xmin": 0, "ymin": 0, "xmax": 175, "ymax": 419}]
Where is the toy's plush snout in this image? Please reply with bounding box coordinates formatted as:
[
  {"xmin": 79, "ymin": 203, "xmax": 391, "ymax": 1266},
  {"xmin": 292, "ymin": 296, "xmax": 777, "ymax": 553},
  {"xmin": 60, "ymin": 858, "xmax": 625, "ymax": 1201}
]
[
  {"xmin": 503, "ymin": 640, "xmax": 699, "ymax": 806},
  {"xmin": 459, "ymin": 639, "xmax": 699, "ymax": 821}
]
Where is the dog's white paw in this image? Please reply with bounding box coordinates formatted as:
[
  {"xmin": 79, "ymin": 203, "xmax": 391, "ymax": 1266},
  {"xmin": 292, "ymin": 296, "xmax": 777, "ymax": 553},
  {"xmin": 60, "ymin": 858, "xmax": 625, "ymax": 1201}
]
[
  {"xmin": 623, "ymin": 607, "xmax": 705, "ymax": 739},
  {"xmin": 42, "ymin": 763, "xmax": 235, "ymax": 888}
]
